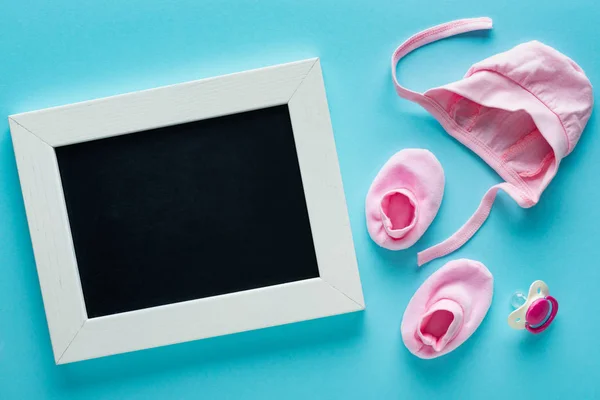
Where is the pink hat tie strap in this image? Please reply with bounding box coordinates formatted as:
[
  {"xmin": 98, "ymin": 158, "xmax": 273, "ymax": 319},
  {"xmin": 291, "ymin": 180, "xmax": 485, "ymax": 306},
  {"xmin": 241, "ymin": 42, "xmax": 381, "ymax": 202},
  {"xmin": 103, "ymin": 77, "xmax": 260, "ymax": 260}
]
[
  {"xmin": 391, "ymin": 17, "xmax": 493, "ymax": 106},
  {"xmin": 417, "ymin": 183, "xmax": 509, "ymax": 266}
]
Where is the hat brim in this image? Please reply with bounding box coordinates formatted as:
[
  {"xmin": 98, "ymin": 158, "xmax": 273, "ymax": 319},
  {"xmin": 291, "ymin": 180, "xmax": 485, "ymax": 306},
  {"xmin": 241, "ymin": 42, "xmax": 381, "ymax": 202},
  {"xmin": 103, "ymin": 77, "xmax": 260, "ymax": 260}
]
[{"xmin": 425, "ymin": 71, "xmax": 567, "ymax": 205}]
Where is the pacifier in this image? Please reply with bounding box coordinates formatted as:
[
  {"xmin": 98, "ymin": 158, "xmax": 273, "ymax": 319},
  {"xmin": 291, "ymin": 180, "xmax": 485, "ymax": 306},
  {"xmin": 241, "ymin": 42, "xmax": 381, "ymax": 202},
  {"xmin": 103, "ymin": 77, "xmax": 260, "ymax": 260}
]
[{"xmin": 508, "ymin": 280, "xmax": 558, "ymax": 334}]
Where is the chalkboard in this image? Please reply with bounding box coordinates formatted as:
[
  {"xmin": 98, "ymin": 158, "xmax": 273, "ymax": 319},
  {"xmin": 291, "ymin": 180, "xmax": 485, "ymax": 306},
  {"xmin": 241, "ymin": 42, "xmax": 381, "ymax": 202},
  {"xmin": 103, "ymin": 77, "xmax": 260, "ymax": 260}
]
[
  {"xmin": 56, "ymin": 105, "xmax": 320, "ymax": 318},
  {"xmin": 12, "ymin": 59, "xmax": 363, "ymax": 363}
]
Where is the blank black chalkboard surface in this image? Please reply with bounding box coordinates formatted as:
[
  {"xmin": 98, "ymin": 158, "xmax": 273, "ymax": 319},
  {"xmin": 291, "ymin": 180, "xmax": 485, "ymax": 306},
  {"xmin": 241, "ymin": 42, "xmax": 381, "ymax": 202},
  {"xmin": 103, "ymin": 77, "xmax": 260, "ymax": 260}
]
[
  {"xmin": 56, "ymin": 105, "xmax": 320, "ymax": 318},
  {"xmin": 10, "ymin": 59, "xmax": 363, "ymax": 363}
]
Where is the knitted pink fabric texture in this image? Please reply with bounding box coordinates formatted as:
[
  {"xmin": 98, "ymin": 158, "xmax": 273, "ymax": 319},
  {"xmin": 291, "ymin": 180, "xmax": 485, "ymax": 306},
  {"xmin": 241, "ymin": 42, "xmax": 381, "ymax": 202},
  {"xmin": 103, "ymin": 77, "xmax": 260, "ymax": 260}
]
[
  {"xmin": 366, "ymin": 149, "xmax": 444, "ymax": 250},
  {"xmin": 401, "ymin": 259, "xmax": 493, "ymax": 359},
  {"xmin": 391, "ymin": 18, "xmax": 594, "ymax": 266}
]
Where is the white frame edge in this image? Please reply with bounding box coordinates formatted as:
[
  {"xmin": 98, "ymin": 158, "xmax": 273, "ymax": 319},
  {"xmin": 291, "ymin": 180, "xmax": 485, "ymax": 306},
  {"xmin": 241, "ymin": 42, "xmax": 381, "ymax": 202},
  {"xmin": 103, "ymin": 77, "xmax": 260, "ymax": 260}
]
[{"xmin": 9, "ymin": 58, "xmax": 364, "ymax": 364}]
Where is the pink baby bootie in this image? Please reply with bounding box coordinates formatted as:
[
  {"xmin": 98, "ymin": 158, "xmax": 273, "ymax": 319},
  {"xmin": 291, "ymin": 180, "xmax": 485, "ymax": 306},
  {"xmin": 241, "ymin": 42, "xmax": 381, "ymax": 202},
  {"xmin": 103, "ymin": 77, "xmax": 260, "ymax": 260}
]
[
  {"xmin": 401, "ymin": 259, "xmax": 493, "ymax": 359},
  {"xmin": 366, "ymin": 149, "xmax": 444, "ymax": 250}
]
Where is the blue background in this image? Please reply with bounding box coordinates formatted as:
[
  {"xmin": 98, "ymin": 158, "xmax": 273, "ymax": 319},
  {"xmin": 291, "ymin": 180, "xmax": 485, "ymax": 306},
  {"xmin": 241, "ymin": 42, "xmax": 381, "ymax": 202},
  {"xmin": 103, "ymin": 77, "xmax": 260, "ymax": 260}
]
[{"xmin": 1, "ymin": 1, "xmax": 599, "ymax": 398}]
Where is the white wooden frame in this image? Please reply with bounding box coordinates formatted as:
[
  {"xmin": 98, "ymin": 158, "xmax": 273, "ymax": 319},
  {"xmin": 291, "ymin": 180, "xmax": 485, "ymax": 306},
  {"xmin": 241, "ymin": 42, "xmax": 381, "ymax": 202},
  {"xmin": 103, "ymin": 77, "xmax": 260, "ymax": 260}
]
[{"xmin": 8, "ymin": 58, "xmax": 364, "ymax": 364}]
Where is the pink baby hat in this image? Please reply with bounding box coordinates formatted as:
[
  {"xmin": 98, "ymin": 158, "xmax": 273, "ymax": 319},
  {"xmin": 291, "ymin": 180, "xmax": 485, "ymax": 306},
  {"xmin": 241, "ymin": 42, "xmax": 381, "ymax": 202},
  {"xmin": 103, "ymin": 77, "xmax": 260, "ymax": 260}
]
[
  {"xmin": 391, "ymin": 18, "xmax": 594, "ymax": 266},
  {"xmin": 366, "ymin": 149, "xmax": 444, "ymax": 250},
  {"xmin": 401, "ymin": 259, "xmax": 493, "ymax": 359}
]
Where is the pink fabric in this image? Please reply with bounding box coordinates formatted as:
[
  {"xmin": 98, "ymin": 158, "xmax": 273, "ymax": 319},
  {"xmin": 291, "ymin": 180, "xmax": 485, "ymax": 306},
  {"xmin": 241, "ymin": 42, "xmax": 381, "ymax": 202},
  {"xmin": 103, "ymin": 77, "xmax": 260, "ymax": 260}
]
[
  {"xmin": 391, "ymin": 18, "xmax": 594, "ymax": 266},
  {"xmin": 401, "ymin": 259, "xmax": 493, "ymax": 359},
  {"xmin": 366, "ymin": 149, "xmax": 444, "ymax": 250}
]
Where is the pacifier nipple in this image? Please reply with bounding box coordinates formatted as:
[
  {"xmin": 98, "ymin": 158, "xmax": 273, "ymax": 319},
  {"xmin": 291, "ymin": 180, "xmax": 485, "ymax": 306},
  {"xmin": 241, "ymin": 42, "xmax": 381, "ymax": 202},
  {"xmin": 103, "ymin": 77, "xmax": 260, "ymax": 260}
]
[{"xmin": 510, "ymin": 291, "xmax": 527, "ymax": 309}]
